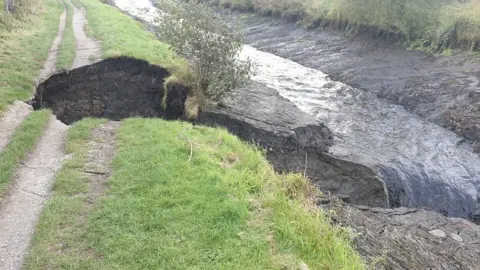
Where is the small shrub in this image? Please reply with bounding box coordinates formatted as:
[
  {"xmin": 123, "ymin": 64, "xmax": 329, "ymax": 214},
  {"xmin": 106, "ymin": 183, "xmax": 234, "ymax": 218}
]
[{"xmin": 156, "ymin": 0, "xmax": 252, "ymax": 113}]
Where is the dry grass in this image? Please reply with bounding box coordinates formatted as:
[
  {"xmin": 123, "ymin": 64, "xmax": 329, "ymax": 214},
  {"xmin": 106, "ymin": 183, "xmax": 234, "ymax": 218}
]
[{"xmin": 184, "ymin": 93, "xmax": 203, "ymax": 119}]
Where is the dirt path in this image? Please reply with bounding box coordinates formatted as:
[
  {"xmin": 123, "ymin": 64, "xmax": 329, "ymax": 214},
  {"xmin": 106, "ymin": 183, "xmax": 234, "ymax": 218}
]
[
  {"xmin": 84, "ymin": 121, "xmax": 119, "ymax": 205},
  {"xmin": 71, "ymin": 0, "xmax": 101, "ymax": 68},
  {"xmin": 0, "ymin": 5, "xmax": 67, "ymax": 153},
  {"xmin": 0, "ymin": 1, "xmax": 104, "ymax": 268},
  {"xmin": 0, "ymin": 117, "xmax": 68, "ymax": 270}
]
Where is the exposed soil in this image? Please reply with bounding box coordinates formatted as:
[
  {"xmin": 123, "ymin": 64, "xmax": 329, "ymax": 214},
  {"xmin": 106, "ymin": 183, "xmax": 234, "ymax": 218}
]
[
  {"xmin": 222, "ymin": 11, "xmax": 480, "ymax": 152},
  {"xmin": 33, "ymin": 57, "xmax": 171, "ymax": 124}
]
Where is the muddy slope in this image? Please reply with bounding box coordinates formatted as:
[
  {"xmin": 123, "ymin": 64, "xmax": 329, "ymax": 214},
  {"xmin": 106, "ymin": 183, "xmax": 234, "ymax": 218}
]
[
  {"xmin": 223, "ymin": 11, "xmax": 480, "ymax": 152},
  {"xmin": 33, "ymin": 58, "xmax": 388, "ymax": 207}
]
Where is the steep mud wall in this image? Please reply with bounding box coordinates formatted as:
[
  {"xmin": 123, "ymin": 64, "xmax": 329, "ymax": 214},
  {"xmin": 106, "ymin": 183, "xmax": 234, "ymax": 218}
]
[{"xmin": 33, "ymin": 57, "xmax": 171, "ymax": 124}]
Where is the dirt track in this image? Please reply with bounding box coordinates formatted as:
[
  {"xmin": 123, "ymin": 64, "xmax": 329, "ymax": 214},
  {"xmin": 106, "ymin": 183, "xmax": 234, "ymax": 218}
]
[{"xmin": 0, "ymin": 1, "xmax": 101, "ymax": 268}]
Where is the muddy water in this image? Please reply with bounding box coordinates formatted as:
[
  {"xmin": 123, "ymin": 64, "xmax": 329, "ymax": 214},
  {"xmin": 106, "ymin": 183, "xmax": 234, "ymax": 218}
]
[{"xmin": 115, "ymin": 0, "xmax": 480, "ymax": 220}]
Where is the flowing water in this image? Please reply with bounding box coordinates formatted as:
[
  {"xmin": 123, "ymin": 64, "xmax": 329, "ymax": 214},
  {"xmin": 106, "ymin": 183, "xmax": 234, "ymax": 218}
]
[{"xmin": 114, "ymin": 0, "xmax": 480, "ymax": 220}]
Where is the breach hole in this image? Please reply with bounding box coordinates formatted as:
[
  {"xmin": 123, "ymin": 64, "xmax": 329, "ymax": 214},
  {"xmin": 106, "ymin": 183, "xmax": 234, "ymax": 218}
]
[{"xmin": 31, "ymin": 57, "xmax": 189, "ymax": 124}]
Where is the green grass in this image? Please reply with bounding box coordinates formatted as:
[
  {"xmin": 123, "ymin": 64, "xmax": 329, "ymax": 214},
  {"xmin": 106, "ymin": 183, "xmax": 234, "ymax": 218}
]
[
  {"xmin": 0, "ymin": 109, "xmax": 51, "ymax": 198},
  {"xmin": 0, "ymin": 0, "xmax": 64, "ymax": 114},
  {"xmin": 220, "ymin": 0, "xmax": 480, "ymax": 52},
  {"xmin": 72, "ymin": 0, "xmax": 184, "ymax": 70},
  {"xmin": 56, "ymin": 1, "xmax": 76, "ymax": 70},
  {"xmin": 26, "ymin": 118, "xmax": 364, "ymax": 269}
]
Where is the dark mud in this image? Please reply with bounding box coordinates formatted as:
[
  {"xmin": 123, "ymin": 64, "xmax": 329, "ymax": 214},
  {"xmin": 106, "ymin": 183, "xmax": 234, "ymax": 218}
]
[
  {"xmin": 223, "ymin": 11, "xmax": 480, "ymax": 152},
  {"xmin": 33, "ymin": 57, "xmax": 388, "ymax": 207},
  {"xmin": 33, "ymin": 57, "xmax": 171, "ymax": 124}
]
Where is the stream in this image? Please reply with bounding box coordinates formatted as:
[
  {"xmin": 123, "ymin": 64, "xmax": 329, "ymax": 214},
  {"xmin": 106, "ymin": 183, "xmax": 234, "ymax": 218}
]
[{"xmin": 114, "ymin": 0, "xmax": 480, "ymax": 220}]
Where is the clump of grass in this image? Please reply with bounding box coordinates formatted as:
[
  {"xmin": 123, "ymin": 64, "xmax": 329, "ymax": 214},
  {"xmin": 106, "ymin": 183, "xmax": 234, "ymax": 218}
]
[
  {"xmin": 26, "ymin": 118, "xmax": 364, "ymax": 269},
  {"xmin": 56, "ymin": 1, "xmax": 76, "ymax": 70},
  {"xmin": 0, "ymin": 0, "xmax": 63, "ymax": 114},
  {"xmin": 0, "ymin": 109, "xmax": 51, "ymax": 198}
]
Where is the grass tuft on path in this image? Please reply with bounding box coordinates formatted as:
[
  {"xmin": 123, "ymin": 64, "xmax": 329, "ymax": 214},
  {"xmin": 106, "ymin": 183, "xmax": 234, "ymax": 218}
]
[
  {"xmin": 56, "ymin": 1, "xmax": 76, "ymax": 70},
  {"xmin": 0, "ymin": 110, "xmax": 51, "ymax": 198},
  {"xmin": 27, "ymin": 118, "xmax": 364, "ymax": 269},
  {"xmin": 0, "ymin": 0, "xmax": 64, "ymax": 114},
  {"xmin": 72, "ymin": 0, "xmax": 184, "ymax": 70}
]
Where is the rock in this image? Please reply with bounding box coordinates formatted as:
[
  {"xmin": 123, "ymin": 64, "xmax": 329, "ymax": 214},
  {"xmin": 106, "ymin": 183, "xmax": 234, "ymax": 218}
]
[
  {"xmin": 450, "ymin": 233, "xmax": 463, "ymax": 243},
  {"xmin": 321, "ymin": 200, "xmax": 480, "ymax": 269},
  {"xmin": 196, "ymin": 82, "xmax": 389, "ymax": 207},
  {"xmin": 429, "ymin": 229, "xmax": 446, "ymax": 238}
]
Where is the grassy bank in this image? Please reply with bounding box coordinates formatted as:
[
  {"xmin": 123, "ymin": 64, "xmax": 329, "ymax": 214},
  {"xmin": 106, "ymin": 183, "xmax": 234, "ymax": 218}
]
[
  {"xmin": 219, "ymin": 0, "xmax": 480, "ymax": 52},
  {"xmin": 26, "ymin": 118, "xmax": 364, "ymax": 269},
  {"xmin": 0, "ymin": 110, "xmax": 51, "ymax": 198},
  {"xmin": 56, "ymin": 1, "xmax": 76, "ymax": 70},
  {"xmin": 72, "ymin": 0, "xmax": 184, "ymax": 70},
  {"xmin": 0, "ymin": 0, "xmax": 63, "ymax": 114}
]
